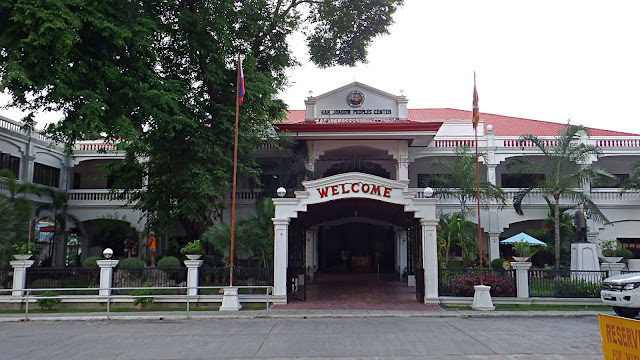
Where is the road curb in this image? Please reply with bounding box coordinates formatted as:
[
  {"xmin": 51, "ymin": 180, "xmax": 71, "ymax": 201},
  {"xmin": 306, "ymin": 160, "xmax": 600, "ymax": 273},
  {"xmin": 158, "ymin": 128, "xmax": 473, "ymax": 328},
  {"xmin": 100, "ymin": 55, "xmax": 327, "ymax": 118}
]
[{"xmin": 0, "ymin": 310, "xmax": 611, "ymax": 322}]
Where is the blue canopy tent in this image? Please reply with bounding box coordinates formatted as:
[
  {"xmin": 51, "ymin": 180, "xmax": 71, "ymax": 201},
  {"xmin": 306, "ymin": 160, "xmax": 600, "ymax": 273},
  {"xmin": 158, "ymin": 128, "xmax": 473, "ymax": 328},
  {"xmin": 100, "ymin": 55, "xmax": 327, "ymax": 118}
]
[{"xmin": 500, "ymin": 232, "xmax": 547, "ymax": 247}]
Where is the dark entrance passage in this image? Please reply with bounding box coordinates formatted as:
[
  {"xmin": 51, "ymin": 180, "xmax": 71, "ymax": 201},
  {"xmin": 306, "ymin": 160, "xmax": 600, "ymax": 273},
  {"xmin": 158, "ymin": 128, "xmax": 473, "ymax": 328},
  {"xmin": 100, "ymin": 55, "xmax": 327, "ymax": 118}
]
[
  {"xmin": 320, "ymin": 222, "xmax": 395, "ymax": 273},
  {"xmin": 272, "ymin": 272, "xmax": 439, "ymax": 310},
  {"xmin": 285, "ymin": 198, "xmax": 428, "ymax": 307}
]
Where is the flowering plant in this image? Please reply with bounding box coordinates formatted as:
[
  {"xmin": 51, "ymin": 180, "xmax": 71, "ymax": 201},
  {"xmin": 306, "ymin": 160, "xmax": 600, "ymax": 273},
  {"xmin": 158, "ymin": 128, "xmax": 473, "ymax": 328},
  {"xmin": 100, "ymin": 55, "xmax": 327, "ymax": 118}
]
[{"xmin": 512, "ymin": 241, "xmax": 537, "ymax": 257}]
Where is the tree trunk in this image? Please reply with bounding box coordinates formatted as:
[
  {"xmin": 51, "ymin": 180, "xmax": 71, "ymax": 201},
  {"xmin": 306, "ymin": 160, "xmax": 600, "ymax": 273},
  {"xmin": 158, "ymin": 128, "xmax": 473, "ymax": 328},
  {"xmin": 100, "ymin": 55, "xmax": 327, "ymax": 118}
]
[{"xmin": 554, "ymin": 195, "xmax": 561, "ymax": 270}]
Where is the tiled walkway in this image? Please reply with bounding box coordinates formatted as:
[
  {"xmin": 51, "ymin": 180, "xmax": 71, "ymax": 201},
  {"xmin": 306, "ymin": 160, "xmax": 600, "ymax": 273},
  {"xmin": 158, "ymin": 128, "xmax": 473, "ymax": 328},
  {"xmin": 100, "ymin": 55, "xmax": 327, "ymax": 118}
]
[{"xmin": 272, "ymin": 272, "xmax": 441, "ymax": 310}]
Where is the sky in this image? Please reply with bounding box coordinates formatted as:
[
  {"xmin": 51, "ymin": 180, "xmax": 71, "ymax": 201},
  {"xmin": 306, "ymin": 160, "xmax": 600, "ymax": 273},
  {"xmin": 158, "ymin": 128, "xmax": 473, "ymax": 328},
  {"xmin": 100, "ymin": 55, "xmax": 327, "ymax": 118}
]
[
  {"xmin": 2, "ymin": 0, "xmax": 640, "ymax": 135},
  {"xmin": 280, "ymin": 0, "xmax": 640, "ymax": 134}
]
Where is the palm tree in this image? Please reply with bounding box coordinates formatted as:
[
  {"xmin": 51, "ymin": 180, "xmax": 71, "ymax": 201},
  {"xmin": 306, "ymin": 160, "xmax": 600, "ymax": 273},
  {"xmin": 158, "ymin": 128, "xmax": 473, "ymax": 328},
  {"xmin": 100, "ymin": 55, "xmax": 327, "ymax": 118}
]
[
  {"xmin": 202, "ymin": 198, "xmax": 275, "ymax": 268},
  {"xmin": 621, "ymin": 160, "xmax": 640, "ymax": 192},
  {"xmin": 0, "ymin": 169, "xmax": 43, "ymax": 200},
  {"xmin": 437, "ymin": 212, "xmax": 477, "ymax": 267},
  {"xmin": 0, "ymin": 195, "xmax": 18, "ymax": 264},
  {"xmin": 0, "ymin": 169, "xmax": 41, "ymax": 262},
  {"xmin": 508, "ymin": 124, "xmax": 614, "ymax": 270},
  {"xmin": 36, "ymin": 188, "xmax": 79, "ymax": 265},
  {"xmin": 526, "ymin": 197, "xmax": 575, "ymax": 267},
  {"xmin": 430, "ymin": 145, "xmax": 506, "ymax": 214}
]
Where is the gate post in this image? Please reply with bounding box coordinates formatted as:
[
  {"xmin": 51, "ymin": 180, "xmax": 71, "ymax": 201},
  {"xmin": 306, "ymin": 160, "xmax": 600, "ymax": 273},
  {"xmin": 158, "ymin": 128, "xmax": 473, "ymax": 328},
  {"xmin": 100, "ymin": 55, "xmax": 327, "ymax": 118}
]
[
  {"xmin": 184, "ymin": 259, "xmax": 204, "ymax": 296},
  {"xmin": 10, "ymin": 259, "xmax": 35, "ymax": 297},
  {"xmin": 512, "ymin": 262, "xmax": 532, "ymax": 298},
  {"xmin": 421, "ymin": 219, "xmax": 439, "ymax": 303},
  {"xmin": 97, "ymin": 260, "xmax": 119, "ymax": 296},
  {"xmin": 273, "ymin": 218, "xmax": 290, "ymax": 299}
]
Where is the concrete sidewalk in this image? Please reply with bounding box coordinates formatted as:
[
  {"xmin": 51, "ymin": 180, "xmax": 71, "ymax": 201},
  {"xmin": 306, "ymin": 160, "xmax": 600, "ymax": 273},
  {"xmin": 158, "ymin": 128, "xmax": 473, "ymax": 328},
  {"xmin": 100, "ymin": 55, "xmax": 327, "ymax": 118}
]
[{"xmin": 0, "ymin": 308, "xmax": 614, "ymax": 322}]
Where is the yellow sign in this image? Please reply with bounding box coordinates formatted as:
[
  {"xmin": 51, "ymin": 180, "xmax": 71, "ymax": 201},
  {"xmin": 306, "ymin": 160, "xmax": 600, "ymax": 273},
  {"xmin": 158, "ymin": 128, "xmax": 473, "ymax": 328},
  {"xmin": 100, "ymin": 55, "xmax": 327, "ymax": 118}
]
[{"xmin": 599, "ymin": 314, "xmax": 640, "ymax": 359}]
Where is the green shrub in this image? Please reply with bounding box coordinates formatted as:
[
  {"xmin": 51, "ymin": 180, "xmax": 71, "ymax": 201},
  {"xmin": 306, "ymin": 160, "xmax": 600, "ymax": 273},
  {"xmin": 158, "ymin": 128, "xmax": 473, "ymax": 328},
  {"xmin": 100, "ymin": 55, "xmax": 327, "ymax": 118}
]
[
  {"xmin": 132, "ymin": 283, "xmax": 154, "ymax": 307},
  {"xmin": 82, "ymin": 256, "xmax": 102, "ymax": 268},
  {"xmin": 157, "ymin": 256, "xmax": 181, "ymax": 268},
  {"xmin": 118, "ymin": 257, "xmax": 146, "ymax": 268},
  {"xmin": 36, "ymin": 291, "xmax": 61, "ymax": 311},
  {"xmin": 554, "ymin": 278, "xmax": 601, "ymax": 297},
  {"xmin": 490, "ymin": 258, "xmax": 507, "ymax": 269},
  {"xmin": 444, "ymin": 273, "xmax": 516, "ymax": 297}
]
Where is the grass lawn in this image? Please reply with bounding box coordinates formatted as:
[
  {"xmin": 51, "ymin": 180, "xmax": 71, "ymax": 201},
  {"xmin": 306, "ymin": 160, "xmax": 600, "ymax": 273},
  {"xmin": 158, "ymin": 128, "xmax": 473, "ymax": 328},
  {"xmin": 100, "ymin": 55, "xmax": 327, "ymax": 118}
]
[
  {"xmin": 441, "ymin": 304, "xmax": 612, "ymax": 311},
  {"xmin": 0, "ymin": 304, "xmax": 268, "ymax": 314}
]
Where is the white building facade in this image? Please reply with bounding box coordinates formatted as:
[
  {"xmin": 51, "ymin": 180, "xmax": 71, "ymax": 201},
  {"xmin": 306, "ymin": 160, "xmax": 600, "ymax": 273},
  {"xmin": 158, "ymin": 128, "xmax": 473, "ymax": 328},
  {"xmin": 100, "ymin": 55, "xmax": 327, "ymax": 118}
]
[{"xmin": 2, "ymin": 82, "xmax": 640, "ymax": 303}]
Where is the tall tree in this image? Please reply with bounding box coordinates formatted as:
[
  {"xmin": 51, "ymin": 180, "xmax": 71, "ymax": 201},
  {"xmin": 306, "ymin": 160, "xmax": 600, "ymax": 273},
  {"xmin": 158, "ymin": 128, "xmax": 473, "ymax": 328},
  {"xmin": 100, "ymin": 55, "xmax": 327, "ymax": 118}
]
[
  {"xmin": 430, "ymin": 145, "xmax": 507, "ymax": 213},
  {"xmin": 0, "ymin": 0, "xmax": 404, "ymax": 241},
  {"xmin": 508, "ymin": 124, "xmax": 614, "ymax": 270}
]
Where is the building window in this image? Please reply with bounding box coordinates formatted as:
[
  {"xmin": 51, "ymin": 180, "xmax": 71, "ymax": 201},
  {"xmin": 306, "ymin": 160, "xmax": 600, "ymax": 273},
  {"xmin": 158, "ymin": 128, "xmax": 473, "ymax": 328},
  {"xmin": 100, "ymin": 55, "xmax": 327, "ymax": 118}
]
[
  {"xmin": 592, "ymin": 174, "xmax": 630, "ymax": 188},
  {"xmin": 619, "ymin": 238, "xmax": 640, "ymax": 258},
  {"xmin": 417, "ymin": 174, "xmax": 444, "ymax": 188},
  {"xmin": 501, "ymin": 174, "xmax": 545, "ymax": 188},
  {"xmin": 33, "ymin": 162, "xmax": 60, "ymax": 188},
  {"xmin": 0, "ymin": 152, "xmax": 20, "ymax": 177}
]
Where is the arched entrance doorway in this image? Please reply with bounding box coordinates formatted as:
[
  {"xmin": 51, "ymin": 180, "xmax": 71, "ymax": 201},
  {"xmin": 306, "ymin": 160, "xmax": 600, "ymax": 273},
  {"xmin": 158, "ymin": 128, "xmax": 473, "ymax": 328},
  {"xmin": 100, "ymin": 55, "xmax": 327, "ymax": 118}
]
[{"xmin": 272, "ymin": 172, "xmax": 439, "ymax": 306}]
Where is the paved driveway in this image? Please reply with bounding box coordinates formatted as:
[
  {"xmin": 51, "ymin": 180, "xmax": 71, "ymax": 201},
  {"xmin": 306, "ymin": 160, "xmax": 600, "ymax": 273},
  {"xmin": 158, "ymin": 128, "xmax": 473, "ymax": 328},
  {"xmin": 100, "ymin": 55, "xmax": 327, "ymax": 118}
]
[
  {"xmin": 0, "ymin": 316, "xmax": 603, "ymax": 359},
  {"xmin": 272, "ymin": 272, "xmax": 440, "ymax": 310}
]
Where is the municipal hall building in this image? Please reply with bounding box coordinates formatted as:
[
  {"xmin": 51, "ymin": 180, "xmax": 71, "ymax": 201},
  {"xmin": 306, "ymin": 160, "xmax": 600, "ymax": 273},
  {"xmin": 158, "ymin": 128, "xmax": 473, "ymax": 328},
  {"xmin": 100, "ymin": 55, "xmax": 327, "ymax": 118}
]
[{"xmin": 2, "ymin": 82, "xmax": 640, "ymax": 304}]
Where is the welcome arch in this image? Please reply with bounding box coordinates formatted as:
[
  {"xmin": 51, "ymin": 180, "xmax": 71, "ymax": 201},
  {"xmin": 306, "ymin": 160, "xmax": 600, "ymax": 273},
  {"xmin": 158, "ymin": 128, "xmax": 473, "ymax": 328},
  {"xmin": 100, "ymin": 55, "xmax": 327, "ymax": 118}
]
[{"xmin": 272, "ymin": 172, "xmax": 439, "ymax": 304}]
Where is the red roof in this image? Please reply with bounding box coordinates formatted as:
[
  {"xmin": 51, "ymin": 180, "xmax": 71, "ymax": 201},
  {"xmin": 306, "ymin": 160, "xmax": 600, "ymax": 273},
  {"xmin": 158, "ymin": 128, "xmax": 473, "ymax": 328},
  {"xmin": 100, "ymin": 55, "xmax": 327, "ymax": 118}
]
[{"xmin": 284, "ymin": 109, "xmax": 637, "ymax": 137}]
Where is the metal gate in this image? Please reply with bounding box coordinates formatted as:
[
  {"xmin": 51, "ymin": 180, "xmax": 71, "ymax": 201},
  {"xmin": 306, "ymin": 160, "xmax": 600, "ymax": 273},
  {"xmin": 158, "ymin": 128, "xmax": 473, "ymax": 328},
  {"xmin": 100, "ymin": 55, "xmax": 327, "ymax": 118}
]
[
  {"xmin": 407, "ymin": 220, "xmax": 424, "ymax": 303},
  {"xmin": 287, "ymin": 219, "xmax": 306, "ymax": 301}
]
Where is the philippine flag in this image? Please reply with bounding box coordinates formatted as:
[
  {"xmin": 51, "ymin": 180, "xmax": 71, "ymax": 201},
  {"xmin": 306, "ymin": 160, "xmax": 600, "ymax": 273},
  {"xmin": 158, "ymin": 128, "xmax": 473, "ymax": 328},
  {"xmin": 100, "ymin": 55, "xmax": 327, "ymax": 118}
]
[{"xmin": 238, "ymin": 54, "xmax": 245, "ymax": 105}]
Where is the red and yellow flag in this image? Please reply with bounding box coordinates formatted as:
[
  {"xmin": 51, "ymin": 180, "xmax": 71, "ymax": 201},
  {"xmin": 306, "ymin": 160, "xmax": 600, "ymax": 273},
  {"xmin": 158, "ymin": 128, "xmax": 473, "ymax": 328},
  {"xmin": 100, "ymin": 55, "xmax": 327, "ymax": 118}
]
[
  {"xmin": 237, "ymin": 53, "xmax": 245, "ymax": 105},
  {"xmin": 472, "ymin": 72, "xmax": 479, "ymax": 129}
]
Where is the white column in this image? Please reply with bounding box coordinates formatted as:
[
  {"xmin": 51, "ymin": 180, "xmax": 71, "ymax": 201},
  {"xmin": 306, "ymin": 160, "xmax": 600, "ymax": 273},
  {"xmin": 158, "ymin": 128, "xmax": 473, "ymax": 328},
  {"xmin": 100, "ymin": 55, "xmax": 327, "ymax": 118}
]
[
  {"xmin": 184, "ymin": 260, "xmax": 204, "ymax": 296},
  {"xmin": 273, "ymin": 218, "xmax": 290, "ymax": 298},
  {"xmin": 487, "ymin": 164, "xmax": 497, "ymax": 186},
  {"xmin": 397, "ymin": 159, "xmax": 409, "ymax": 183},
  {"xmin": 397, "ymin": 230, "xmax": 407, "ymax": 280},
  {"xmin": 421, "ymin": 219, "xmax": 439, "ymax": 303},
  {"xmin": 305, "ymin": 230, "xmax": 316, "ymax": 279},
  {"xmin": 10, "ymin": 259, "xmax": 35, "ymax": 297},
  {"xmin": 395, "ymin": 232, "xmax": 400, "ymax": 274},
  {"xmin": 97, "ymin": 260, "xmax": 119, "ymax": 296},
  {"xmin": 488, "ymin": 232, "xmax": 501, "ymax": 261},
  {"xmin": 512, "ymin": 261, "xmax": 532, "ymax": 298}
]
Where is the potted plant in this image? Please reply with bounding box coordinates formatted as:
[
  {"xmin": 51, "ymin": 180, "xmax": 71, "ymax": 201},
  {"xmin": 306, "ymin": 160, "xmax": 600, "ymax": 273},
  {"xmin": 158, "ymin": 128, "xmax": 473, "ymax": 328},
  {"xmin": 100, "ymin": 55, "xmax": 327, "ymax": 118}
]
[
  {"xmin": 12, "ymin": 242, "xmax": 37, "ymax": 260},
  {"xmin": 180, "ymin": 240, "xmax": 204, "ymax": 260},
  {"xmin": 512, "ymin": 241, "xmax": 537, "ymax": 262},
  {"xmin": 600, "ymin": 240, "xmax": 632, "ymax": 263}
]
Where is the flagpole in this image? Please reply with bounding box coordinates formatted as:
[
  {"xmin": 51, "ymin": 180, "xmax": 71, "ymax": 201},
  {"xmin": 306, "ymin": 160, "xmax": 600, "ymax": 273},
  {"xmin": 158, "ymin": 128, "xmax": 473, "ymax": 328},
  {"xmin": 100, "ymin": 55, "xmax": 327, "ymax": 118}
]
[
  {"xmin": 229, "ymin": 53, "xmax": 241, "ymax": 287},
  {"xmin": 475, "ymin": 123, "xmax": 483, "ymax": 285},
  {"xmin": 472, "ymin": 72, "xmax": 483, "ymax": 285}
]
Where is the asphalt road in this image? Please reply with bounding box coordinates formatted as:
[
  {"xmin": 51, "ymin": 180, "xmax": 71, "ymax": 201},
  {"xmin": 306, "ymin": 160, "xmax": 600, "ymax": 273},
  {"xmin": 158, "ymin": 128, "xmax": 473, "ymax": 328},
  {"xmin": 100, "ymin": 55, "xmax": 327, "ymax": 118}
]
[{"xmin": 1, "ymin": 316, "xmax": 603, "ymax": 359}]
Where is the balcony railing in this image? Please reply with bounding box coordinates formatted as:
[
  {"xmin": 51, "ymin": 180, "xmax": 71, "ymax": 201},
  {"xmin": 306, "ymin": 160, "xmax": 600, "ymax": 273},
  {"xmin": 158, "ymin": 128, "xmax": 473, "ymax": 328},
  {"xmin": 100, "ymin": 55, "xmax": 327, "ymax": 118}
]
[{"xmin": 67, "ymin": 189, "xmax": 134, "ymax": 203}]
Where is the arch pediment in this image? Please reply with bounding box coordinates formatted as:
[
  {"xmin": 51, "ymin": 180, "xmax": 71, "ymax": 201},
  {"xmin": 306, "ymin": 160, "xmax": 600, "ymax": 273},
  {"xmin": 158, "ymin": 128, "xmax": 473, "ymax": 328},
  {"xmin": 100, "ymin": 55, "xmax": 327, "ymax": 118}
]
[
  {"xmin": 273, "ymin": 172, "xmax": 437, "ymax": 222},
  {"xmin": 300, "ymin": 172, "xmax": 408, "ymax": 205}
]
